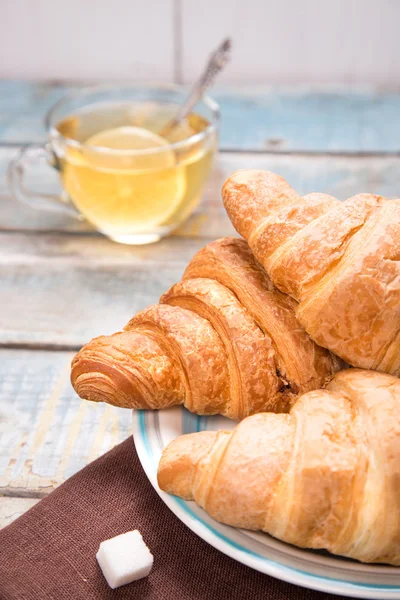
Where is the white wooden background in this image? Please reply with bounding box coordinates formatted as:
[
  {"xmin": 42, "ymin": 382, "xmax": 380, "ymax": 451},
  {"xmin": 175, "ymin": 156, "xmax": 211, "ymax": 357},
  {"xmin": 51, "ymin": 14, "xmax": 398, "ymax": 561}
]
[{"xmin": 1, "ymin": 0, "xmax": 400, "ymax": 85}]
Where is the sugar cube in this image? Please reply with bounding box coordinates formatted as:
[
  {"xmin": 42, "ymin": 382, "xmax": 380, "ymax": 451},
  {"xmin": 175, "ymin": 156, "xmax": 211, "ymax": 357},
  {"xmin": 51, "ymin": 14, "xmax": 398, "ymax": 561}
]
[{"xmin": 96, "ymin": 530, "xmax": 153, "ymax": 589}]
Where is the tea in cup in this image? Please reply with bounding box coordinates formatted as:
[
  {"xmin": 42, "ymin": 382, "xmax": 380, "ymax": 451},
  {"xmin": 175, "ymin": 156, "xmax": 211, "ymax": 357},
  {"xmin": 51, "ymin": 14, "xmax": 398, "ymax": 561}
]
[{"xmin": 9, "ymin": 85, "xmax": 219, "ymax": 244}]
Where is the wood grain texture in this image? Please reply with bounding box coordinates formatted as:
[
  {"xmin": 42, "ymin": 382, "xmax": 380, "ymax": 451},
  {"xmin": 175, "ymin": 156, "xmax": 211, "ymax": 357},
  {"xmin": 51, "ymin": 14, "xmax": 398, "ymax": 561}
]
[
  {"xmin": 0, "ymin": 497, "xmax": 39, "ymax": 528},
  {"xmin": 1, "ymin": 1, "xmax": 399, "ymax": 85},
  {"xmin": 2, "ymin": 81, "xmax": 400, "ymax": 152},
  {"xmin": 3, "ymin": 152, "xmax": 400, "ymax": 347},
  {"xmin": 0, "ymin": 233, "xmax": 209, "ymax": 347},
  {"xmin": 0, "ymin": 0, "xmax": 175, "ymax": 81},
  {"xmin": 3, "ymin": 149, "xmax": 400, "ymax": 234},
  {"xmin": 0, "ymin": 349, "xmax": 132, "ymax": 495},
  {"xmin": 182, "ymin": 0, "xmax": 400, "ymax": 86},
  {"xmin": 3, "ymin": 151, "xmax": 400, "ymax": 347},
  {"xmin": 2, "ymin": 81, "xmax": 400, "ymax": 512}
]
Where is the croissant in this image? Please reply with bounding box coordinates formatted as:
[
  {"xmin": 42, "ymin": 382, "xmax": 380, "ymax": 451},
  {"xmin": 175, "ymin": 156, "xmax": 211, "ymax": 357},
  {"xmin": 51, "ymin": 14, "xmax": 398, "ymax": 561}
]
[
  {"xmin": 158, "ymin": 369, "xmax": 400, "ymax": 565},
  {"xmin": 222, "ymin": 170, "xmax": 400, "ymax": 375},
  {"xmin": 71, "ymin": 237, "xmax": 342, "ymax": 420}
]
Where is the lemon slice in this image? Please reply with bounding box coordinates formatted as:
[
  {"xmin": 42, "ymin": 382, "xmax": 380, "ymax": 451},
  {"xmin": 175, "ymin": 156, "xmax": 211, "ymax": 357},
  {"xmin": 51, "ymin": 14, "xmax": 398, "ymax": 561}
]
[
  {"xmin": 85, "ymin": 126, "xmax": 182, "ymax": 171},
  {"xmin": 65, "ymin": 126, "xmax": 187, "ymax": 231},
  {"xmin": 88, "ymin": 126, "xmax": 169, "ymax": 150}
]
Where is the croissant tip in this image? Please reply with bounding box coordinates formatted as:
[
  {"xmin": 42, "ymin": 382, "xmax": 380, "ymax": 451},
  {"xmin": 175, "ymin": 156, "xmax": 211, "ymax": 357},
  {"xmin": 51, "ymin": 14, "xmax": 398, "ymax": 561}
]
[
  {"xmin": 158, "ymin": 431, "xmax": 221, "ymax": 499},
  {"xmin": 222, "ymin": 169, "xmax": 254, "ymax": 192}
]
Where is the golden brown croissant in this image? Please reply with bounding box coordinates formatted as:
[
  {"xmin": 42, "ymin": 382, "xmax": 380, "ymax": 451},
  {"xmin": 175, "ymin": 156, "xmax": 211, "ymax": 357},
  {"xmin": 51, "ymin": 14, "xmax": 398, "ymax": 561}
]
[
  {"xmin": 222, "ymin": 170, "xmax": 400, "ymax": 375},
  {"xmin": 158, "ymin": 368, "xmax": 400, "ymax": 565},
  {"xmin": 71, "ymin": 237, "xmax": 342, "ymax": 420}
]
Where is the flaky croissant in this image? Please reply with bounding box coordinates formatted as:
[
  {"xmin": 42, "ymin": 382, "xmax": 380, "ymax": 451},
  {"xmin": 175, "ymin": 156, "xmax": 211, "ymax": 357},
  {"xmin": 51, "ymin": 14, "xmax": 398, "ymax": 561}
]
[
  {"xmin": 158, "ymin": 369, "xmax": 400, "ymax": 565},
  {"xmin": 222, "ymin": 170, "xmax": 400, "ymax": 375},
  {"xmin": 71, "ymin": 237, "xmax": 342, "ymax": 420}
]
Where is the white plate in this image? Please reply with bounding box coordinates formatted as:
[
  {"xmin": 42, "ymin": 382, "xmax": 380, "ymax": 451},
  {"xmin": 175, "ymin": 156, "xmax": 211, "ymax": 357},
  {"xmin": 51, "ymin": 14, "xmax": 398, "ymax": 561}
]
[{"xmin": 132, "ymin": 407, "xmax": 400, "ymax": 599}]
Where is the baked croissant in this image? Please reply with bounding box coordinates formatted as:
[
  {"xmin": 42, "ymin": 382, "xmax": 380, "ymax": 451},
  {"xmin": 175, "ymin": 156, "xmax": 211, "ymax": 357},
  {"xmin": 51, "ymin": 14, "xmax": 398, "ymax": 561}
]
[
  {"xmin": 222, "ymin": 170, "xmax": 400, "ymax": 375},
  {"xmin": 71, "ymin": 237, "xmax": 342, "ymax": 420},
  {"xmin": 158, "ymin": 369, "xmax": 400, "ymax": 565}
]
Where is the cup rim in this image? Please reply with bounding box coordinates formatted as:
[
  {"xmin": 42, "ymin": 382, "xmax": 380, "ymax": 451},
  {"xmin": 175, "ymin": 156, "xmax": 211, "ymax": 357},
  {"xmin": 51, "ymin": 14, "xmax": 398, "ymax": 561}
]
[{"xmin": 45, "ymin": 82, "xmax": 220, "ymax": 156}]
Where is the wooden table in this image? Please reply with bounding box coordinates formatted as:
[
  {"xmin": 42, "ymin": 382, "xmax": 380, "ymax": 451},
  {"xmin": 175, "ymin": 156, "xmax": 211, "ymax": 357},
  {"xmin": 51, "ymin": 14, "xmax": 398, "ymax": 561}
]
[{"xmin": 2, "ymin": 81, "xmax": 400, "ymax": 526}]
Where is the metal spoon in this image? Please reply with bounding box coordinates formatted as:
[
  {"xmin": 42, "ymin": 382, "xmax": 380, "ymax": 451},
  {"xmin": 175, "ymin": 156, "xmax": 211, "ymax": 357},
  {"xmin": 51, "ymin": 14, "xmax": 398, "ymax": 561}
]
[{"xmin": 160, "ymin": 38, "xmax": 232, "ymax": 137}]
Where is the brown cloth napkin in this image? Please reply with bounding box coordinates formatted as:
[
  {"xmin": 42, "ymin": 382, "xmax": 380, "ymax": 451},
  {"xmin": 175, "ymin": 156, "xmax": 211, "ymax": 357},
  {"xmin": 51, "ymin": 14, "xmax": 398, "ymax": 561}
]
[{"xmin": 0, "ymin": 438, "xmax": 351, "ymax": 600}]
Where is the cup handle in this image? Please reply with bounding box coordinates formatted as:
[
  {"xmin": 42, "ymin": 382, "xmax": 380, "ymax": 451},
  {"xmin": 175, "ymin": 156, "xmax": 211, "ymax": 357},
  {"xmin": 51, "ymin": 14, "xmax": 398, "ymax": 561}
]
[{"xmin": 7, "ymin": 144, "xmax": 83, "ymax": 219}]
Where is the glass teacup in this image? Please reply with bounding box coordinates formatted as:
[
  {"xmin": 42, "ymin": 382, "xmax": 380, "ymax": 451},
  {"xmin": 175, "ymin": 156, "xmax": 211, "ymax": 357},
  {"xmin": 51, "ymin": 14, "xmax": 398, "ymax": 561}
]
[{"xmin": 8, "ymin": 84, "xmax": 219, "ymax": 245}]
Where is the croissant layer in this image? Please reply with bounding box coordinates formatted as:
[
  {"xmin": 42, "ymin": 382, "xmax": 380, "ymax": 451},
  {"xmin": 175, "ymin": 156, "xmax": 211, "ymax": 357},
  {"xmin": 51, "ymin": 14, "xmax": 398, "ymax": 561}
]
[
  {"xmin": 222, "ymin": 171, "xmax": 400, "ymax": 374},
  {"xmin": 158, "ymin": 369, "xmax": 400, "ymax": 565},
  {"xmin": 71, "ymin": 238, "xmax": 342, "ymax": 419}
]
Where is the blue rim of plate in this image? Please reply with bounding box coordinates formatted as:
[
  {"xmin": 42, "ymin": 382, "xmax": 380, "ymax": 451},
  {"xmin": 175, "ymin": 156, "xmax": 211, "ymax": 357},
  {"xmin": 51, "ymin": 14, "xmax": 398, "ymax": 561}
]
[{"xmin": 132, "ymin": 408, "xmax": 400, "ymax": 599}]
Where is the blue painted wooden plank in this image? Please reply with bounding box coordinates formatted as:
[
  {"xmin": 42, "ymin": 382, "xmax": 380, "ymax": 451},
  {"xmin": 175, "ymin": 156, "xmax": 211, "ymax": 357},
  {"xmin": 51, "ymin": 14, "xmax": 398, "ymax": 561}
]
[
  {"xmin": 216, "ymin": 89, "xmax": 400, "ymax": 153},
  {"xmin": 2, "ymin": 148, "xmax": 400, "ymax": 235},
  {"xmin": 1, "ymin": 80, "xmax": 400, "ymax": 152},
  {"xmin": 2, "ymin": 153, "xmax": 400, "ymax": 348},
  {"xmin": 0, "ymin": 349, "xmax": 132, "ymax": 494},
  {"xmin": 0, "ymin": 81, "xmax": 65, "ymax": 143}
]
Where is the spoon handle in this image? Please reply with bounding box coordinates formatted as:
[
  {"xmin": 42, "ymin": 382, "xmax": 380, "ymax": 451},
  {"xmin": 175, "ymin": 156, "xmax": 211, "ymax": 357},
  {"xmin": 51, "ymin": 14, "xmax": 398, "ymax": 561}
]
[{"xmin": 161, "ymin": 38, "xmax": 231, "ymax": 137}]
